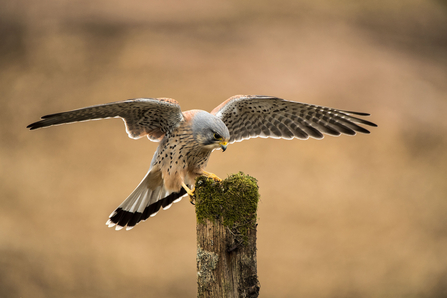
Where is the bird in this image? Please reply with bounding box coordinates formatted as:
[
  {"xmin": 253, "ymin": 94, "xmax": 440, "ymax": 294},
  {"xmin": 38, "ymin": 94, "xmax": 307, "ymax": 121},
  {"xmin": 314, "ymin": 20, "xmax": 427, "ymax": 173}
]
[{"xmin": 27, "ymin": 95, "xmax": 377, "ymax": 230}]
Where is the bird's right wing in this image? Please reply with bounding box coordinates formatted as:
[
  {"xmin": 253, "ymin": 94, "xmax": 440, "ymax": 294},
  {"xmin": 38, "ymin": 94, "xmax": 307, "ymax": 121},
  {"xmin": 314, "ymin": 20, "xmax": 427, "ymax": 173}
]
[{"xmin": 27, "ymin": 98, "xmax": 184, "ymax": 141}]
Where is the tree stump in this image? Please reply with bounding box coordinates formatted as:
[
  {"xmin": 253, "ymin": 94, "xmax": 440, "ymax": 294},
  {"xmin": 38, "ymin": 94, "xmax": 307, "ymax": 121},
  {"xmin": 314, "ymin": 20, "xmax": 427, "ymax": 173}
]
[{"xmin": 195, "ymin": 172, "xmax": 260, "ymax": 298}]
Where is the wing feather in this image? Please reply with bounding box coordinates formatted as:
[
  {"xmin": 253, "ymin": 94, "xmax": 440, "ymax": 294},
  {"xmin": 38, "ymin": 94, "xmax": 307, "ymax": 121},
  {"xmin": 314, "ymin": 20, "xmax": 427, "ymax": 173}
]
[
  {"xmin": 211, "ymin": 95, "xmax": 377, "ymax": 143},
  {"xmin": 27, "ymin": 98, "xmax": 183, "ymax": 141}
]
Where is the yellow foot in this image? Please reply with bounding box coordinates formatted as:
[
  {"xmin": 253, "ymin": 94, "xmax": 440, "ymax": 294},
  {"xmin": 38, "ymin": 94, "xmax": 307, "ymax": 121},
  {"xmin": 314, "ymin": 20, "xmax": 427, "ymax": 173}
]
[
  {"xmin": 202, "ymin": 171, "xmax": 222, "ymax": 182},
  {"xmin": 181, "ymin": 182, "xmax": 196, "ymax": 205}
]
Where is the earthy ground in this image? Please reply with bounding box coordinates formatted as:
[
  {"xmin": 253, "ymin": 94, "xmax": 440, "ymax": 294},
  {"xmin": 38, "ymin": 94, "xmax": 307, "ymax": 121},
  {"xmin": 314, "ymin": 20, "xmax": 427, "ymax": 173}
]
[{"xmin": 2, "ymin": 0, "xmax": 447, "ymax": 297}]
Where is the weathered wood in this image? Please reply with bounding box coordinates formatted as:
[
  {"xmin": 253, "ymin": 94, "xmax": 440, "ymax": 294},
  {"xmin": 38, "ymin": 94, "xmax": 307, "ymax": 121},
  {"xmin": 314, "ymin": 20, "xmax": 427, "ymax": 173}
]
[{"xmin": 195, "ymin": 172, "xmax": 260, "ymax": 298}]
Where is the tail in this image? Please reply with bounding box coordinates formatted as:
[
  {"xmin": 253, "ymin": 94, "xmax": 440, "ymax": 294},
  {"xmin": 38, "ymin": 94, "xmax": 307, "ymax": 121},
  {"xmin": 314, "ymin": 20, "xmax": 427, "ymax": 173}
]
[{"xmin": 106, "ymin": 169, "xmax": 189, "ymax": 231}]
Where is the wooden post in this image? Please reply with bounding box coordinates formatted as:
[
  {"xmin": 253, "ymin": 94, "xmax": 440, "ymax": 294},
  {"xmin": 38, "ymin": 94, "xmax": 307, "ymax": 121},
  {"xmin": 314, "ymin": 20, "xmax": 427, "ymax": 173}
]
[{"xmin": 195, "ymin": 172, "xmax": 260, "ymax": 298}]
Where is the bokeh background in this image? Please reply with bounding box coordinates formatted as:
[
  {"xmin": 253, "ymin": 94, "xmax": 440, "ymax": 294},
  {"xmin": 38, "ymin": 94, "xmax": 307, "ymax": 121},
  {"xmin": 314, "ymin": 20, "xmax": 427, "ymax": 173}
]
[{"xmin": 2, "ymin": 0, "xmax": 447, "ymax": 297}]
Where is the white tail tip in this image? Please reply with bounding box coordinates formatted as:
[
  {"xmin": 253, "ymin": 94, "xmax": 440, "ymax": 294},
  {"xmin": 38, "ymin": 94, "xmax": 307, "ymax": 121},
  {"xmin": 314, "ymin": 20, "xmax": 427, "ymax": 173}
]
[{"xmin": 106, "ymin": 219, "xmax": 116, "ymax": 228}]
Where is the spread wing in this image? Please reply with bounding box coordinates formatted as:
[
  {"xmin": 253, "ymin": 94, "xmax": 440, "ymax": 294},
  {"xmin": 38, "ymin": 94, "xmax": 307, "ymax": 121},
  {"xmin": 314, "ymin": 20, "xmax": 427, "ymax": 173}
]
[
  {"xmin": 211, "ymin": 95, "xmax": 377, "ymax": 144},
  {"xmin": 27, "ymin": 98, "xmax": 184, "ymax": 141}
]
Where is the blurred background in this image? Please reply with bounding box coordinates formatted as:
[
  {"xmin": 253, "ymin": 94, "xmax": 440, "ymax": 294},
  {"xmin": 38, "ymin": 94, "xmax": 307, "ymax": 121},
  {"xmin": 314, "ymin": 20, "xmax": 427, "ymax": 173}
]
[{"xmin": 2, "ymin": 0, "xmax": 447, "ymax": 297}]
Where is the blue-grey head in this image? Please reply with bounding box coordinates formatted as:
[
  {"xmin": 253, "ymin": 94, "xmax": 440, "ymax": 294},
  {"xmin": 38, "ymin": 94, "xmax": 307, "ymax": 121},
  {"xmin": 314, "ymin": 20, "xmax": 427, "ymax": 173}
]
[{"xmin": 191, "ymin": 110, "xmax": 230, "ymax": 151}]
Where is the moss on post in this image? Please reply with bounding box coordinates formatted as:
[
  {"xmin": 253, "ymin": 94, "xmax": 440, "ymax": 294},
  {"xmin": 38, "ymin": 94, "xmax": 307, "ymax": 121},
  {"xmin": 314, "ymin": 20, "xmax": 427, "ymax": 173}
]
[{"xmin": 196, "ymin": 172, "xmax": 260, "ymax": 298}]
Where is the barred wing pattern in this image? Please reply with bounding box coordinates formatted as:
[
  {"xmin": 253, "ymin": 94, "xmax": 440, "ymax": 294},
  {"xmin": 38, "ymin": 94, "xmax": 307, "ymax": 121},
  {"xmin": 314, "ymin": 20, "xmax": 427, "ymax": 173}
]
[
  {"xmin": 27, "ymin": 98, "xmax": 184, "ymax": 141},
  {"xmin": 211, "ymin": 95, "xmax": 377, "ymax": 143}
]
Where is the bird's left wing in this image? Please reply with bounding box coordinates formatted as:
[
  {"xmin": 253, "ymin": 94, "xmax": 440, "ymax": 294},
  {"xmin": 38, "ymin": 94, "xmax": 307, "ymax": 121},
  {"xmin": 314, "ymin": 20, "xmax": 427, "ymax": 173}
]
[
  {"xmin": 27, "ymin": 98, "xmax": 184, "ymax": 141},
  {"xmin": 211, "ymin": 95, "xmax": 377, "ymax": 144}
]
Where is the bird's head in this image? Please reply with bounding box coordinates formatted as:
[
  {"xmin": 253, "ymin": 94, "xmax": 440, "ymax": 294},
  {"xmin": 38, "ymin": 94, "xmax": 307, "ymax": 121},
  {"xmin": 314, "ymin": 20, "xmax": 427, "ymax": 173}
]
[{"xmin": 192, "ymin": 111, "xmax": 230, "ymax": 151}]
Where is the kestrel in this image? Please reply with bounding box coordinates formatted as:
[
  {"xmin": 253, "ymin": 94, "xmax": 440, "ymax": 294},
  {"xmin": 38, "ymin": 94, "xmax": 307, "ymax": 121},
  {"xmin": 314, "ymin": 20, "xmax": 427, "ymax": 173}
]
[{"xmin": 27, "ymin": 95, "xmax": 376, "ymax": 230}]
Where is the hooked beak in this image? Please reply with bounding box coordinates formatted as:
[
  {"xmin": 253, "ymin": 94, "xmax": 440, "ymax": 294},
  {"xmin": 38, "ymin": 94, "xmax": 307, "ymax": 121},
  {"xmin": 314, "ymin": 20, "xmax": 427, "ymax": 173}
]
[{"xmin": 219, "ymin": 141, "xmax": 228, "ymax": 152}]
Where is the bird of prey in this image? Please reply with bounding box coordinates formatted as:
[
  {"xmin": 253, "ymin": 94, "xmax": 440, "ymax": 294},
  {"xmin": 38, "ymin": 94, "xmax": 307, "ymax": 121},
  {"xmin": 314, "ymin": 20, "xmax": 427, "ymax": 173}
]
[{"xmin": 27, "ymin": 95, "xmax": 376, "ymax": 230}]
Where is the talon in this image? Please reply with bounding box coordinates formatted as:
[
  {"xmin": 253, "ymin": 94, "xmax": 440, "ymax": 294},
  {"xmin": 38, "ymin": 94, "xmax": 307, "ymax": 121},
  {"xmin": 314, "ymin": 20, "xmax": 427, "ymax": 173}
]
[
  {"xmin": 202, "ymin": 171, "xmax": 222, "ymax": 182},
  {"xmin": 182, "ymin": 182, "xmax": 195, "ymax": 197}
]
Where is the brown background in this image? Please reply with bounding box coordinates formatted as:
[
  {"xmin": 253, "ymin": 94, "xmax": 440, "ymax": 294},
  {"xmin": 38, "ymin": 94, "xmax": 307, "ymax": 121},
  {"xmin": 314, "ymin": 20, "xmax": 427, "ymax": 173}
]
[{"xmin": 2, "ymin": 0, "xmax": 447, "ymax": 297}]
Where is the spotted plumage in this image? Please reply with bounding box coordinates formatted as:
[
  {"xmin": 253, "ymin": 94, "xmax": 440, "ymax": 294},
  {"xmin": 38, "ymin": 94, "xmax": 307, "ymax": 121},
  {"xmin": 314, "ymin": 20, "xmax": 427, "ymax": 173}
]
[{"xmin": 27, "ymin": 95, "xmax": 377, "ymax": 230}]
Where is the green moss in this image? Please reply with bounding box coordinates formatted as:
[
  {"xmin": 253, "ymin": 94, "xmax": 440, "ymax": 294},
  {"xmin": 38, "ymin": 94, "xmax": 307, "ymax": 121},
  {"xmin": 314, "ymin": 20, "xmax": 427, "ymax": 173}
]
[{"xmin": 195, "ymin": 172, "xmax": 259, "ymax": 243}]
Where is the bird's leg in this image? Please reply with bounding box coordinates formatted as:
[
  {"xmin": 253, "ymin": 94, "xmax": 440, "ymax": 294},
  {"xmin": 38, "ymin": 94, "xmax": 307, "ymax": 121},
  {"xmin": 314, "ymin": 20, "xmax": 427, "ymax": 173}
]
[
  {"xmin": 181, "ymin": 182, "xmax": 196, "ymax": 205},
  {"xmin": 181, "ymin": 172, "xmax": 221, "ymax": 205},
  {"xmin": 202, "ymin": 170, "xmax": 222, "ymax": 182}
]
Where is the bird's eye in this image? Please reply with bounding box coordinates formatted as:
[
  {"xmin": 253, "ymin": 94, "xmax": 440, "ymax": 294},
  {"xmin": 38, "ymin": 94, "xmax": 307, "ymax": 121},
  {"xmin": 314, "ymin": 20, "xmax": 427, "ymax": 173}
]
[{"xmin": 213, "ymin": 133, "xmax": 222, "ymax": 140}]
